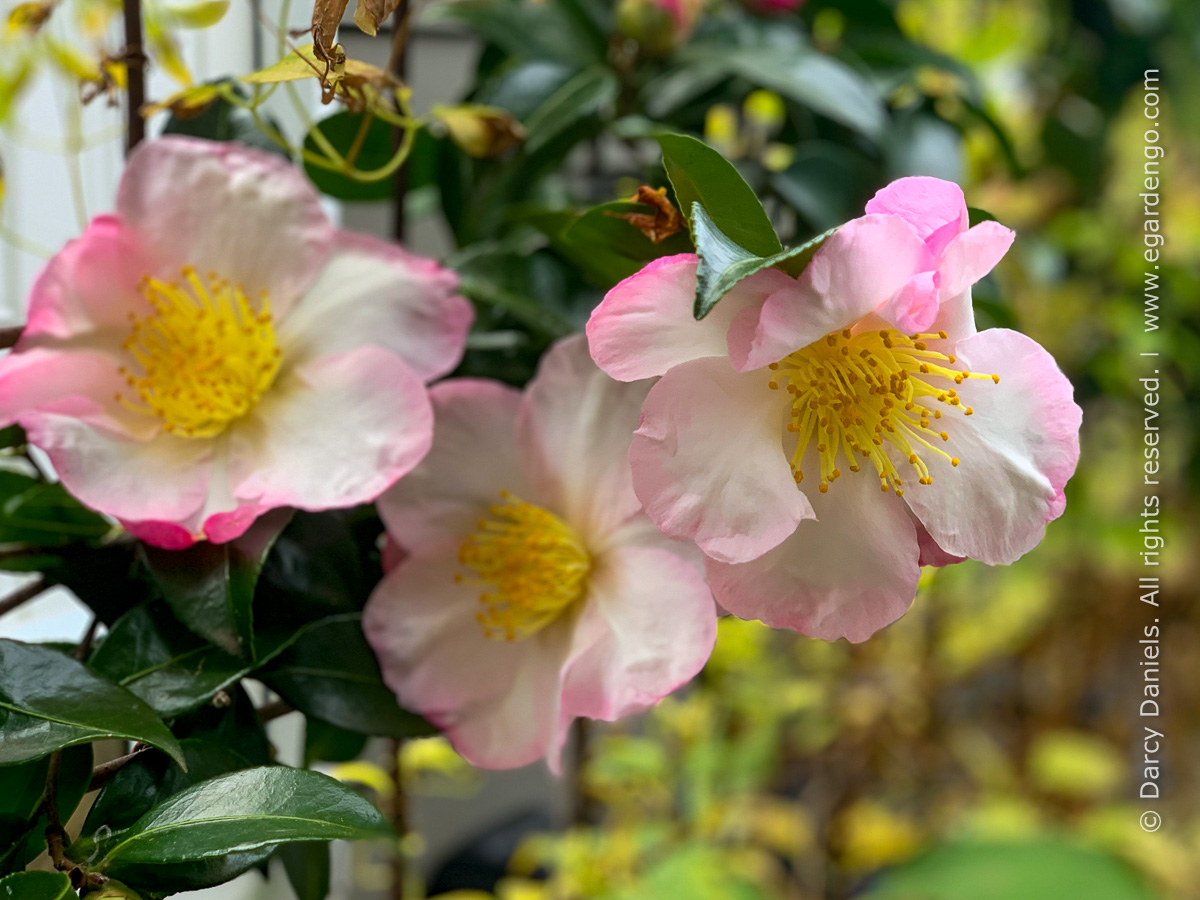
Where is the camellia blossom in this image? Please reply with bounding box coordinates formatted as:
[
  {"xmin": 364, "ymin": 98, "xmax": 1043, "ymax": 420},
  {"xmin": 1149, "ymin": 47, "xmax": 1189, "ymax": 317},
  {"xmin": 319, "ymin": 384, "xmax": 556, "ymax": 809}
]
[
  {"xmin": 587, "ymin": 176, "xmax": 1081, "ymax": 642},
  {"xmin": 363, "ymin": 337, "xmax": 716, "ymax": 771},
  {"xmin": 0, "ymin": 137, "xmax": 472, "ymax": 548}
]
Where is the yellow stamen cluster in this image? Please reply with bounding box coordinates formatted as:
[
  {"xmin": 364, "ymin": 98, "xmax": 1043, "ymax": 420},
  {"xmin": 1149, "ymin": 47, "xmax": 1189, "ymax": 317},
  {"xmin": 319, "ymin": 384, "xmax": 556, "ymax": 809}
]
[
  {"xmin": 769, "ymin": 328, "xmax": 1000, "ymax": 496},
  {"xmin": 456, "ymin": 491, "xmax": 591, "ymax": 641},
  {"xmin": 115, "ymin": 267, "xmax": 282, "ymax": 438}
]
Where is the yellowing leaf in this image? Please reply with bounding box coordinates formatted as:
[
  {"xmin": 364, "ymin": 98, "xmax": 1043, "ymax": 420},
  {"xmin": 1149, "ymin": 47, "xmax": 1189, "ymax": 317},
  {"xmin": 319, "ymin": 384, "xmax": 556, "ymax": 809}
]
[
  {"xmin": 142, "ymin": 82, "xmax": 220, "ymax": 118},
  {"xmin": 146, "ymin": 20, "xmax": 192, "ymax": 86},
  {"xmin": 6, "ymin": 0, "xmax": 54, "ymax": 32},
  {"xmin": 159, "ymin": 0, "xmax": 230, "ymax": 29},
  {"xmin": 45, "ymin": 38, "xmax": 102, "ymax": 81}
]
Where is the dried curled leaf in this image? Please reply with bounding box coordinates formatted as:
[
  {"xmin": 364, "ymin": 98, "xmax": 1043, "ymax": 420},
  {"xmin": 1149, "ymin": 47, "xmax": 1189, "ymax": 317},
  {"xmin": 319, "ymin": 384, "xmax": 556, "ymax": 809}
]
[
  {"xmin": 608, "ymin": 185, "xmax": 685, "ymax": 244},
  {"xmin": 141, "ymin": 82, "xmax": 221, "ymax": 119},
  {"xmin": 6, "ymin": 0, "xmax": 56, "ymax": 32},
  {"xmin": 312, "ymin": 0, "xmax": 397, "ymax": 62},
  {"xmin": 311, "ymin": 0, "xmax": 349, "ymax": 63},
  {"xmin": 352, "ymin": 0, "xmax": 400, "ymax": 37}
]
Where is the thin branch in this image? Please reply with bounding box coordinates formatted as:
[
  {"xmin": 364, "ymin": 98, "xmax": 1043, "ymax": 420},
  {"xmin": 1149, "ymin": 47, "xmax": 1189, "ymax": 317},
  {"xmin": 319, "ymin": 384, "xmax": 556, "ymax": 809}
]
[
  {"xmin": 387, "ymin": 737, "xmax": 407, "ymax": 900},
  {"xmin": 0, "ymin": 576, "xmax": 48, "ymax": 617},
  {"xmin": 123, "ymin": 0, "xmax": 146, "ymax": 152},
  {"xmin": 0, "ymin": 325, "xmax": 24, "ymax": 350},
  {"xmin": 88, "ymin": 746, "xmax": 150, "ymax": 793},
  {"xmin": 74, "ymin": 616, "xmax": 100, "ymax": 661},
  {"xmin": 41, "ymin": 750, "xmax": 72, "ymax": 871}
]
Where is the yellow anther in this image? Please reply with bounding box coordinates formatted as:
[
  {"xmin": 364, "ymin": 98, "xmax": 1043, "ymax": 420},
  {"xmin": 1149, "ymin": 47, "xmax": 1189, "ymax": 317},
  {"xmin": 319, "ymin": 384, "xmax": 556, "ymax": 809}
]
[
  {"xmin": 458, "ymin": 492, "xmax": 590, "ymax": 642},
  {"xmin": 114, "ymin": 268, "xmax": 280, "ymax": 438}
]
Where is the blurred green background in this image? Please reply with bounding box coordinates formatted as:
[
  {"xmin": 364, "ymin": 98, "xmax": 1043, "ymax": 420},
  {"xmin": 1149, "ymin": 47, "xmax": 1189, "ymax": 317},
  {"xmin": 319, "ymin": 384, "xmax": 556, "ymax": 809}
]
[
  {"xmin": 383, "ymin": 0, "xmax": 1198, "ymax": 897},
  {"xmin": 3, "ymin": 0, "xmax": 1197, "ymax": 895}
]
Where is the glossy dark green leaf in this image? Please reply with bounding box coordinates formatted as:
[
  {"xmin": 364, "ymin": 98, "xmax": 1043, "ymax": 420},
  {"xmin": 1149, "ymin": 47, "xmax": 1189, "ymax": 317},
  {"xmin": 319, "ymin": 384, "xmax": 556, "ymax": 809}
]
[
  {"xmin": 522, "ymin": 66, "xmax": 618, "ymax": 155},
  {"xmin": 255, "ymin": 512, "xmax": 369, "ymax": 630},
  {"xmin": 142, "ymin": 509, "xmax": 292, "ymax": 659},
  {"xmin": 88, "ymin": 602, "xmax": 251, "ymax": 718},
  {"xmin": 81, "ymin": 739, "xmax": 252, "ymax": 840},
  {"xmin": 657, "ymin": 133, "xmax": 782, "ymax": 260},
  {"xmin": 303, "ymin": 112, "xmax": 398, "ymax": 202},
  {"xmin": 86, "ymin": 850, "xmax": 274, "ymax": 895},
  {"xmin": 304, "ymin": 719, "xmax": 368, "ymax": 766},
  {"xmin": 862, "ymin": 840, "xmax": 1161, "ymax": 900},
  {"xmin": 0, "ymin": 640, "xmax": 184, "ymax": 768},
  {"xmin": 0, "ymin": 744, "xmax": 92, "ymax": 875},
  {"xmin": 691, "ymin": 203, "xmax": 834, "ymax": 319},
  {"xmin": 53, "ymin": 543, "xmax": 154, "ymax": 628},
  {"xmin": 278, "ymin": 841, "xmax": 331, "ymax": 900},
  {"xmin": 0, "ymin": 871, "xmax": 73, "ymax": 900},
  {"xmin": 0, "ymin": 472, "xmax": 111, "ymax": 547},
  {"xmin": 171, "ymin": 684, "xmax": 272, "ymax": 767},
  {"xmin": 84, "ymin": 767, "xmax": 389, "ymax": 877},
  {"xmin": 261, "ymin": 614, "xmax": 433, "ymax": 739}
]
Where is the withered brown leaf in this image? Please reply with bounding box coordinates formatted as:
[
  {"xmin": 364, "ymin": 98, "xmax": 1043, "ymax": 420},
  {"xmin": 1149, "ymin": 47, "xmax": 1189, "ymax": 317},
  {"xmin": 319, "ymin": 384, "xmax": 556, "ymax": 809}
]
[
  {"xmin": 608, "ymin": 186, "xmax": 684, "ymax": 244},
  {"xmin": 353, "ymin": 0, "xmax": 401, "ymax": 36},
  {"xmin": 311, "ymin": 0, "xmax": 350, "ymax": 62}
]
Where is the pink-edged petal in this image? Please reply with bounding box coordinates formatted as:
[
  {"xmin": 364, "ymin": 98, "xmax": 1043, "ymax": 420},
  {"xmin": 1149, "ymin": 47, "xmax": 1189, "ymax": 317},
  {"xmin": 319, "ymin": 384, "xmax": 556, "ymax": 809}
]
[
  {"xmin": 20, "ymin": 216, "xmax": 162, "ymax": 345},
  {"xmin": 0, "ymin": 348, "xmax": 156, "ymax": 439},
  {"xmin": 517, "ymin": 336, "xmax": 649, "ymax": 545},
  {"xmin": 227, "ymin": 346, "xmax": 433, "ymax": 514},
  {"xmin": 377, "ymin": 379, "xmax": 530, "ymax": 554},
  {"xmin": 865, "ymin": 176, "xmax": 968, "ymax": 251},
  {"xmin": 120, "ymin": 519, "xmax": 196, "ymax": 550},
  {"xmin": 913, "ymin": 516, "xmax": 965, "ymax": 567},
  {"xmin": 277, "ymin": 232, "xmax": 472, "ymax": 382},
  {"xmin": 560, "ymin": 544, "xmax": 715, "ymax": 723},
  {"xmin": 630, "ymin": 357, "xmax": 810, "ymax": 564},
  {"xmin": 937, "ymin": 221, "xmax": 1015, "ymax": 300},
  {"xmin": 24, "ymin": 414, "xmax": 213, "ymax": 528},
  {"xmin": 728, "ymin": 214, "xmax": 929, "ymax": 372},
  {"xmin": 707, "ymin": 456, "xmax": 921, "ymax": 642},
  {"xmin": 901, "ymin": 328, "xmax": 1081, "ymax": 565},
  {"xmin": 363, "ymin": 542, "xmax": 572, "ymax": 770},
  {"xmin": 586, "ymin": 254, "xmax": 795, "ymax": 381},
  {"xmin": 116, "ymin": 137, "xmax": 332, "ymax": 312},
  {"xmin": 876, "ymin": 270, "xmax": 940, "ymax": 335}
]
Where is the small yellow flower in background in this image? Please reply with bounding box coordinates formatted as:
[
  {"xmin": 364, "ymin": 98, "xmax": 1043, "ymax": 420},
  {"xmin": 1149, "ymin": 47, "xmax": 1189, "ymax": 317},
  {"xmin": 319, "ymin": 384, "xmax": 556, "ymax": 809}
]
[
  {"xmin": 835, "ymin": 800, "xmax": 925, "ymax": 871},
  {"xmin": 703, "ymin": 90, "xmax": 795, "ymax": 172}
]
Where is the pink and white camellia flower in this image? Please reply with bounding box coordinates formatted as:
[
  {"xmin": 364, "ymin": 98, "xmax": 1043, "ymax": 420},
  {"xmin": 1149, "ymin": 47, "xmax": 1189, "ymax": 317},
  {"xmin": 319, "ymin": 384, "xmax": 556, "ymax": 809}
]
[
  {"xmin": 363, "ymin": 336, "xmax": 716, "ymax": 771},
  {"xmin": 0, "ymin": 137, "xmax": 472, "ymax": 549},
  {"xmin": 587, "ymin": 176, "xmax": 1082, "ymax": 642}
]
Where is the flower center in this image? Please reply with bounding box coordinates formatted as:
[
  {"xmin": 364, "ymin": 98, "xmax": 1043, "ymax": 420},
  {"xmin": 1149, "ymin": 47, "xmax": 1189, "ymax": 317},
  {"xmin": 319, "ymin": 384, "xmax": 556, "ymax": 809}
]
[
  {"xmin": 456, "ymin": 491, "xmax": 591, "ymax": 641},
  {"xmin": 769, "ymin": 328, "xmax": 1000, "ymax": 496},
  {"xmin": 115, "ymin": 267, "xmax": 282, "ymax": 438}
]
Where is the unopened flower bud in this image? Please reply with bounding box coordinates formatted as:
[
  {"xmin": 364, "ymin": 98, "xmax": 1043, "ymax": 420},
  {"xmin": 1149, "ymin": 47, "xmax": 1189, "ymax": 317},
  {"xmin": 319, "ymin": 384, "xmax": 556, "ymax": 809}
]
[
  {"xmin": 433, "ymin": 104, "xmax": 525, "ymax": 159},
  {"xmin": 616, "ymin": 0, "xmax": 702, "ymax": 58}
]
